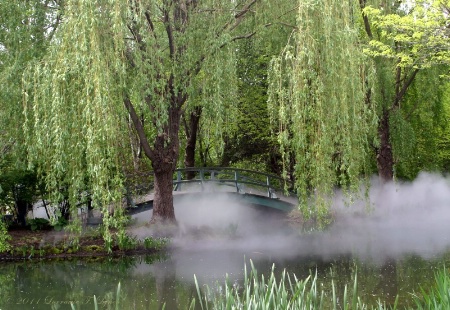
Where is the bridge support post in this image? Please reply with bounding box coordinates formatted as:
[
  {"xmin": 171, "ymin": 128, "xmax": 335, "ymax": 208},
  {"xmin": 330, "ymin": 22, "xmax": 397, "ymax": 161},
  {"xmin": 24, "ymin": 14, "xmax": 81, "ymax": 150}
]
[
  {"xmin": 174, "ymin": 171, "xmax": 182, "ymax": 191},
  {"xmin": 200, "ymin": 169, "xmax": 205, "ymax": 191},
  {"xmin": 266, "ymin": 177, "xmax": 277, "ymax": 198}
]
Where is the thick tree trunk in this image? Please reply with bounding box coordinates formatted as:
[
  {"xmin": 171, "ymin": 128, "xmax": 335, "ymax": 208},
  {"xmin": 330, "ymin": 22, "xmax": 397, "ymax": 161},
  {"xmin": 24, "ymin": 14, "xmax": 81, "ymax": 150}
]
[
  {"xmin": 152, "ymin": 165, "xmax": 176, "ymax": 224},
  {"xmin": 149, "ymin": 103, "xmax": 182, "ymax": 225},
  {"xmin": 125, "ymin": 100, "xmax": 182, "ymax": 225},
  {"xmin": 184, "ymin": 106, "xmax": 202, "ymax": 180},
  {"xmin": 377, "ymin": 110, "xmax": 394, "ymax": 181}
]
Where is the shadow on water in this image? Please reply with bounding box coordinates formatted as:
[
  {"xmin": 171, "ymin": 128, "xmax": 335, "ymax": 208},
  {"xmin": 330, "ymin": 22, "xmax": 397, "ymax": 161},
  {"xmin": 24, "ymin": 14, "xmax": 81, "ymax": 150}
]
[{"xmin": 1, "ymin": 173, "xmax": 450, "ymax": 309}]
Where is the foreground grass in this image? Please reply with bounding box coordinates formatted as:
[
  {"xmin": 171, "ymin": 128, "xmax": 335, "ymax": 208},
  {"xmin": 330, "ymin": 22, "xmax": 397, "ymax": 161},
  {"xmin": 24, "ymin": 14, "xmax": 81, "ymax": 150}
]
[
  {"xmin": 193, "ymin": 261, "xmax": 366, "ymax": 310},
  {"xmin": 413, "ymin": 268, "xmax": 450, "ymax": 309},
  {"xmin": 73, "ymin": 263, "xmax": 450, "ymax": 309},
  {"xmin": 194, "ymin": 263, "xmax": 449, "ymax": 310}
]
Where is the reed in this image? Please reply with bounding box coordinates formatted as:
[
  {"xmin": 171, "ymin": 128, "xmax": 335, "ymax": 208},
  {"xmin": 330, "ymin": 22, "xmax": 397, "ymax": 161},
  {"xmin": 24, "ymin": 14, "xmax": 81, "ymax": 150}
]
[
  {"xmin": 412, "ymin": 267, "xmax": 450, "ymax": 309},
  {"xmin": 72, "ymin": 264, "xmax": 450, "ymax": 309},
  {"xmin": 192, "ymin": 261, "xmax": 365, "ymax": 310},
  {"xmin": 192, "ymin": 264, "xmax": 449, "ymax": 309}
]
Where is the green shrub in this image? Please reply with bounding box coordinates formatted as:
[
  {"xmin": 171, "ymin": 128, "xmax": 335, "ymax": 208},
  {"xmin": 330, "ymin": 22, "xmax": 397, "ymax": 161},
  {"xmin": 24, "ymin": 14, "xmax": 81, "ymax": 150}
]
[
  {"xmin": 52, "ymin": 217, "xmax": 68, "ymax": 231},
  {"xmin": 142, "ymin": 237, "xmax": 168, "ymax": 250},
  {"xmin": 117, "ymin": 232, "xmax": 137, "ymax": 251},
  {"xmin": 28, "ymin": 218, "xmax": 50, "ymax": 231},
  {"xmin": 0, "ymin": 220, "xmax": 11, "ymax": 252}
]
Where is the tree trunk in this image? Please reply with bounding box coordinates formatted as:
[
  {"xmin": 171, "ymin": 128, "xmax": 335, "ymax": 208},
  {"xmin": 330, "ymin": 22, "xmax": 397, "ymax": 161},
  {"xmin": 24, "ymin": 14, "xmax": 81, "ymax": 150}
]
[
  {"xmin": 152, "ymin": 166, "xmax": 176, "ymax": 224},
  {"xmin": 220, "ymin": 135, "xmax": 233, "ymax": 167},
  {"xmin": 184, "ymin": 106, "xmax": 202, "ymax": 180},
  {"xmin": 149, "ymin": 103, "xmax": 182, "ymax": 225},
  {"xmin": 16, "ymin": 199, "xmax": 28, "ymax": 227},
  {"xmin": 377, "ymin": 110, "xmax": 394, "ymax": 181}
]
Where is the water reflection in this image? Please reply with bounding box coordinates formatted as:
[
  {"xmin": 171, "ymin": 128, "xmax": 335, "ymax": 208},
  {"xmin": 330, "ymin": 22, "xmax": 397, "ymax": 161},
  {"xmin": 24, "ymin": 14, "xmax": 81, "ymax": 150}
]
[{"xmin": 0, "ymin": 250, "xmax": 448, "ymax": 309}]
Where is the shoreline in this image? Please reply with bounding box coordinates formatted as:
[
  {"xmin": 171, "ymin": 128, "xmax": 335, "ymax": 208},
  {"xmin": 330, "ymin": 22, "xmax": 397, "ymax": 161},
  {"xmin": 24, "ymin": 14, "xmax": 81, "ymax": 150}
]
[{"xmin": 0, "ymin": 228, "xmax": 166, "ymax": 262}]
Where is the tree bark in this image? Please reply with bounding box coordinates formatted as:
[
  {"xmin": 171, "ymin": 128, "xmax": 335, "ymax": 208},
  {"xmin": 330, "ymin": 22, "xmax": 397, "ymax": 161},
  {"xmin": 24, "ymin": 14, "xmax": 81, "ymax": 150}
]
[
  {"xmin": 151, "ymin": 165, "xmax": 176, "ymax": 224},
  {"xmin": 184, "ymin": 106, "xmax": 202, "ymax": 180},
  {"xmin": 124, "ymin": 94, "xmax": 183, "ymax": 225},
  {"xmin": 15, "ymin": 199, "xmax": 28, "ymax": 227},
  {"xmin": 377, "ymin": 109, "xmax": 394, "ymax": 181},
  {"xmin": 149, "ymin": 99, "xmax": 182, "ymax": 224}
]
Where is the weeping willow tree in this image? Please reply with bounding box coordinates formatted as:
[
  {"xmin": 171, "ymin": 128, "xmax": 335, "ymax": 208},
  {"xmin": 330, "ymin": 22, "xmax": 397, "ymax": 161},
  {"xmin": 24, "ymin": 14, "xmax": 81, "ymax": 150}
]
[
  {"xmin": 268, "ymin": 0, "xmax": 375, "ymax": 224},
  {"xmin": 23, "ymin": 0, "xmax": 295, "ymax": 242},
  {"xmin": 23, "ymin": 1, "xmax": 129, "ymax": 245},
  {"xmin": 0, "ymin": 1, "xmax": 60, "ymax": 250}
]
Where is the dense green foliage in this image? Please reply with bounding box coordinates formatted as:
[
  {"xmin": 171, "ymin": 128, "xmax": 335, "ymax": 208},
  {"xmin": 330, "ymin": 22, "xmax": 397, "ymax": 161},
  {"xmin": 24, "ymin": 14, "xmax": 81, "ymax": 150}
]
[
  {"xmin": 363, "ymin": 1, "xmax": 450, "ymax": 69},
  {"xmin": 0, "ymin": 1, "xmax": 54, "ymax": 164},
  {"xmin": 393, "ymin": 68, "xmax": 449, "ymax": 179},
  {"xmin": 0, "ymin": 220, "xmax": 10, "ymax": 253},
  {"xmin": 268, "ymin": 0, "xmax": 375, "ymax": 224},
  {"xmin": 0, "ymin": 1, "xmax": 61, "ymax": 248},
  {"xmin": 361, "ymin": 0, "xmax": 450, "ymax": 181},
  {"xmin": 221, "ymin": 39, "xmax": 280, "ymax": 172},
  {"xmin": 438, "ymin": 89, "xmax": 450, "ymax": 172},
  {"xmin": 0, "ymin": 167, "xmax": 37, "ymax": 210}
]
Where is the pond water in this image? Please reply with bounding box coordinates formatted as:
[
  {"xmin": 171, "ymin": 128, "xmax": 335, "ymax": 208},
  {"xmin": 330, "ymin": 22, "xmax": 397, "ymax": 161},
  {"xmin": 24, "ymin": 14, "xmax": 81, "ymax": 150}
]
[
  {"xmin": 0, "ymin": 249, "xmax": 449, "ymax": 310},
  {"xmin": 2, "ymin": 173, "xmax": 450, "ymax": 309}
]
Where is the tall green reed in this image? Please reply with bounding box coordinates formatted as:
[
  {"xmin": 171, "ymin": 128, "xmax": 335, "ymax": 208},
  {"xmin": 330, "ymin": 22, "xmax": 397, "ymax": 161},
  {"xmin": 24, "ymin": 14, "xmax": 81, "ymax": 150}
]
[
  {"xmin": 413, "ymin": 267, "xmax": 450, "ymax": 309},
  {"xmin": 70, "ymin": 264, "xmax": 450, "ymax": 309},
  {"xmin": 191, "ymin": 260, "xmax": 365, "ymax": 310}
]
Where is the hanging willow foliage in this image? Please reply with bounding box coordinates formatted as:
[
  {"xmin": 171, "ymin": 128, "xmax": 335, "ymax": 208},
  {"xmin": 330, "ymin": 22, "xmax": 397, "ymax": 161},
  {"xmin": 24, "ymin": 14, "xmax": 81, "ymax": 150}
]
[
  {"xmin": 268, "ymin": 0, "xmax": 376, "ymax": 225},
  {"xmin": 23, "ymin": 0, "xmax": 129, "ymax": 245}
]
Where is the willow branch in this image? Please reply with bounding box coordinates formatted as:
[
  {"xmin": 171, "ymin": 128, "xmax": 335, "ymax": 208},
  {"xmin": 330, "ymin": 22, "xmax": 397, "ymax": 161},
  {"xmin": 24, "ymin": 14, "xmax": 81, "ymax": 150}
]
[
  {"xmin": 124, "ymin": 97, "xmax": 154, "ymax": 159},
  {"xmin": 163, "ymin": 8, "xmax": 176, "ymax": 59},
  {"xmin": 221, "ymin": 0, "xmax": 258, "ymax": 33},
  {"xmin": 359, "ymin": 0, "xmax": 373, "ymax": 39},
  {"xmin": 144, "ymin": 11, "xmax": 160, "ymax": 47},
  {"xmin": 393, "ymin": 68, "xmax": 419, "ymax": 109}
]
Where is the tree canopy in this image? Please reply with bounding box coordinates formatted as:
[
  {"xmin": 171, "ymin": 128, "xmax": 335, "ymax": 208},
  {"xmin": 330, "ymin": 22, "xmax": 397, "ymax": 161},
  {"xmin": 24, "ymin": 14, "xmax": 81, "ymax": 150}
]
[
  {"xmin": 363, "ymin": 0, "xmax": 450, "ymax": 69},
  {"xmin": 358, "ymin": 0, "xmax": 450, "ymax": 181}
]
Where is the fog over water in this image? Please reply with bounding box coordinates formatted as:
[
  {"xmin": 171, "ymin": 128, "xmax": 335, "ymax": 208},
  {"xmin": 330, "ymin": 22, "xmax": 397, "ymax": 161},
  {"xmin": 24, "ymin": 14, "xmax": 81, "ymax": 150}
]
[{"xmin": 130, "ymin": 172, "xmax": 450, "ymax": 273}]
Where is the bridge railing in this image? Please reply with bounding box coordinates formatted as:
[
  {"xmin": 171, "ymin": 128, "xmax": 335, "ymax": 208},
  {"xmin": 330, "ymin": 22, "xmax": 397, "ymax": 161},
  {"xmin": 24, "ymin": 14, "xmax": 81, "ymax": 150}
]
[{"xmin": 125, "ymin": 167, "xmax": 296, "ymax": 200}]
